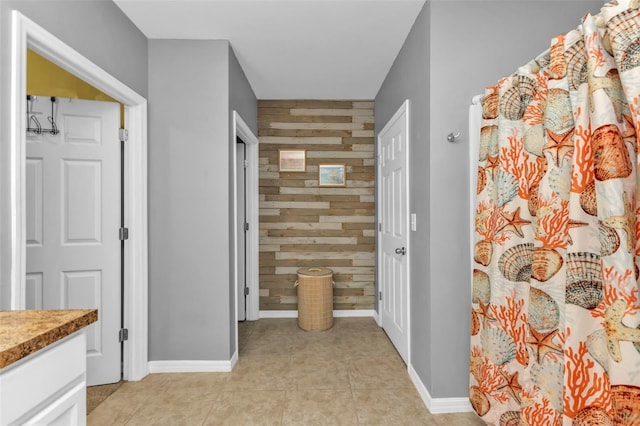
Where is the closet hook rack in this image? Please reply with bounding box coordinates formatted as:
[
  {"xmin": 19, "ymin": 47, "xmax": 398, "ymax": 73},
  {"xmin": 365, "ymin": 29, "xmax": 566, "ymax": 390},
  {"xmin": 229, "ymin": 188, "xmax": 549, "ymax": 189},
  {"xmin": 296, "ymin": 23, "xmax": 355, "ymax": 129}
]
[{"xmin": 26, "ymin": 95, "xmax": 59, "ymax": 135}]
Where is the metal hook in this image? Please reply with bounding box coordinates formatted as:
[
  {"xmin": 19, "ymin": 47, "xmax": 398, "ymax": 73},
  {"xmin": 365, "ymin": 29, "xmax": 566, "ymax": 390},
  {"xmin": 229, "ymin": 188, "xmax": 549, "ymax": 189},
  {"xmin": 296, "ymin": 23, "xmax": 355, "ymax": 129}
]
[
  {"xmin": 48, "ymin": 97, "xmax": 59, "ymax": 135},
  {"xmin": 447, "ymin": 132, "xmax": 461, "ymax": 143}
]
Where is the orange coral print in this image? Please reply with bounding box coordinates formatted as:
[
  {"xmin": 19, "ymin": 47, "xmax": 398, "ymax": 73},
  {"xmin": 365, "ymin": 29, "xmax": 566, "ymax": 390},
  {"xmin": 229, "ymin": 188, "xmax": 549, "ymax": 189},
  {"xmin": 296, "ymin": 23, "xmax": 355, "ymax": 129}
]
[
  {"xmin": 534, "ymin": 195, "xmax": 569, "ymax": 250},
  {"xmin": 490, "ymin": 291, "xmax": 529, "ymax": 365},
  {"xmin": 570, "ymin": 107, "xmax": 594, "ymax": 194},
  {"xmin": 563, "ymin": 338, "xmax": 613, "ymax": 419},
  {"xmin": 499, "ymin": 129, "xmax": 545, "ymax": 199}
]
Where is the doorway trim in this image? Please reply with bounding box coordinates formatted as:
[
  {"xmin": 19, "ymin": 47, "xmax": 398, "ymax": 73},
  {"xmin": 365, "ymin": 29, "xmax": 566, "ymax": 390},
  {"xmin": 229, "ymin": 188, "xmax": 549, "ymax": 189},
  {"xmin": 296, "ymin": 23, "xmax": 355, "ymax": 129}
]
[
  {"xmin": 376, "ymin": 99, "xmax": 411, "ymax": 366},
  {"xmin": 232, "ymin": 111, "xmax": 259, "ymax": 332},
  {"xmin": 10, "ymin": 11, "xmax": 149, "ymax": 381}
]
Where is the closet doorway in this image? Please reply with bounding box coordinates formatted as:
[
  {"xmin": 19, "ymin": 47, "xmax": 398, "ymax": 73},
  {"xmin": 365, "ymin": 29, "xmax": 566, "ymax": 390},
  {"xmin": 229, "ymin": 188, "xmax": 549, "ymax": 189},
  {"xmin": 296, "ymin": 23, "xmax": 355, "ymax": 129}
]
[{"xmin": 10, "ymin": 11, "xmax": 149, "ymax": 382}]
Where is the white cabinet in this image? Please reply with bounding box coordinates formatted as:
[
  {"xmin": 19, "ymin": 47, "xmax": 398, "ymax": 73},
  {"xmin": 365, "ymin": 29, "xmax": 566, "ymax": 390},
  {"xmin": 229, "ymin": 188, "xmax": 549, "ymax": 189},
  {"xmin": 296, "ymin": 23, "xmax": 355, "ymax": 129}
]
[{"xmin": 0, "ymin": 332, "xmax": 87, "ymax": 425}]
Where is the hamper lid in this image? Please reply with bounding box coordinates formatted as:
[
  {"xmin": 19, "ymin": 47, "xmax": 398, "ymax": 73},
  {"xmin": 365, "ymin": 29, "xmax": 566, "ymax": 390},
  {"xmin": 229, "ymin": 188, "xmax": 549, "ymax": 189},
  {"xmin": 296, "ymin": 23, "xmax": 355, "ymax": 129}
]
[{"xmin": 297, "ymin": 267, "xmax": 333, "ymax": 277}]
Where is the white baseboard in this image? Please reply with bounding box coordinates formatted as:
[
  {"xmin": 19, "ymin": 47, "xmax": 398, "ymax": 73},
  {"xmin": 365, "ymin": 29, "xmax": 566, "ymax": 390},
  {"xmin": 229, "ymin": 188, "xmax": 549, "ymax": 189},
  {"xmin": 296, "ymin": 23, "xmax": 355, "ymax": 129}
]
[
  {"xmin": 260, "ymin": 310, "xmax": 297, "ymax": 318},
  {"xmin": 230, "ymin": 350, "xmax": 238, "ymax": 370},
  {"xmin": 148, "ymin": 360, "xmax": 234, "ymax": 373},
  {"xmin": 408, "ymin": 364, "xmax": 473, "ymax": 414},
  {"xmin": 259, "ymin": 310, "xmax": 376, "ymax": 318}
]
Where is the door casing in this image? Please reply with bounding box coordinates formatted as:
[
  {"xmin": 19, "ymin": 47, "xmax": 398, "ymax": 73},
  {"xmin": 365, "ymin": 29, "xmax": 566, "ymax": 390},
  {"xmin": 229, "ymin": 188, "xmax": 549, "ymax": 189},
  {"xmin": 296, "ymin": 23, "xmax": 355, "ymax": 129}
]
[
  {"xmin": 232, "ymin": 111, "xmax": 259, "ymax": 359},
  {"xmin": 376, "ymin": 99, "xmax": 411, "ymax": 366},
  {"xmin": 10, "ymin": 11, "xmax": 149, "ymax": 381}
]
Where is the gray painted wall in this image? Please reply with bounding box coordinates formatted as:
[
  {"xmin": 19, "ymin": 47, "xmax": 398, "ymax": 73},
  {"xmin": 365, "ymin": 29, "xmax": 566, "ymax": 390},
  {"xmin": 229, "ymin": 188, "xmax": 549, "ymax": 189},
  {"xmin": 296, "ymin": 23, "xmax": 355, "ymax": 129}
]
[
  {"xmin": 0, "ymin": 0, "xmax": 147, "ymax": 309},
  {"xmin": 148, "ymin": 40, "xmax": 231, "ymax": 360},
  {"xmin": 228, "ymin": 46, "xmax": 258, "ymax": 356},
  {"xmin": 374, "ymin": 0, "xmax": 431, "ymax": 394},
  {"xmin": 376, "ymin": 0, "xmax": 604, "ymax": 399}
]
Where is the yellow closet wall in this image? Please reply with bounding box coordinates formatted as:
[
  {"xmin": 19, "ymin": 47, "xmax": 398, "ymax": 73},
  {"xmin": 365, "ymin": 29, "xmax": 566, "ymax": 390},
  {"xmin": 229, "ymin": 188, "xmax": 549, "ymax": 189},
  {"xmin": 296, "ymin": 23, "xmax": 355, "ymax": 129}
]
[{"xmin": 27, "ymin": 49, "xmax": 124, "ymax": 126}]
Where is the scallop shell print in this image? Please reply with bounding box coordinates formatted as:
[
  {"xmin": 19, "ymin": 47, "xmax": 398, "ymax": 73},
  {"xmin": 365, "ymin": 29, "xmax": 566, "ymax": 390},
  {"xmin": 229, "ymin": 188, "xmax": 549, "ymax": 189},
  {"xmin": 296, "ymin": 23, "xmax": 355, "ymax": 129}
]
[
  {"xmin": 499, "ymin": 76, "xmax": 536, "ymax": 120},
  {"xmin": 499, "ymin": 411, "xmax": 525, "ymax": 426},
  {"xmin": 495, "ymin": 170, "xmax": 519, "ymax": 207},
  {"xmin": 549, "ymin": 36, "xmax": 567, "ymax": 79},
  {"xmin": 580, "ymin": 180, "xmax": 597, "ymax": 216},
  {"xmin": 480, "ymin": 327, "xmax": 517, "ymax": 366},
  {"xmin": 474, "ymin": 240, "xmax": 493, "ymax": 267},
  {"xmin": 528, "ymin": 182, "xmax": 540, "ymax": 216},
  {"xmin": 607, "ymin": 8, "xmax": 640, "ymax": 72},
  {"xmin": 499, "ymin": 243, "xmax": 534, "ymax": 282},
  {"xmin": 543, "ymin": 88, "xmax": 574, "ymax": 135},
  {"xmin": 472, "ymin": 269, "xmax": 491, "ymax": 304},
  {"xmin": 565, "ymin": 252, "xmax": 603, "ymax": 310},
  {"xmin": 469, "ymin": 386, "xmax": 491, "ymax": 417},
  {"xmin": 529, "ymin": 286, "xmax": 560, "ymax": 332},
  {"xmin": 566, "ymin": 39, "xmax": 587, "ymax": 91},
  {"xmin": 573, "ymin": 406, "xmax": 614, "ymax": 426},
  {"xmin": 471, "ymin": 309, "xmax": 480, "ymax": 336},
  {"xmin": 531, "ymin": 357, "xmax": 563, "ymax": 413},
  {"xmin": 612, "ymin": 384, "xmax": 640, "ymax": 426},
  {"xmin": 592, "ymin": 123, "xmax": 632, "ymax": 181},
  {"xmin": 479, "ymin": 125, "xmax": 499, "ymax": 161},
  {"xmin": 535, "ymin": 51, "xmax": 551, "ymax": 70},
  {"xmin": 524, "ymin": 124, "xmax": 545, "ymax": 157},
  {"xmin": 599, "ymin": 223, "xmax": 621, "ymax": 256},
  {"xmin": 477, "ymin": 167, "xmax": 486, "ymax": 194},
  {"xmin": 482, "ymin": 93, "xmax": 498, "ymax": 119},
  {"xmin": 532, "ymin": 247, "xmax": 563, "ymax": 282}
]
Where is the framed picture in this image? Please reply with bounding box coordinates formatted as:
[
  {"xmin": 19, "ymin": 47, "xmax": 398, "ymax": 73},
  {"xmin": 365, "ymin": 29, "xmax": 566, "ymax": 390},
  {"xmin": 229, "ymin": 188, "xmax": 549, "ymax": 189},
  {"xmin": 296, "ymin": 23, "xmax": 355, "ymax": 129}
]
[
  {"xmin": 278, "ymin": 149, "xmax": 306, "ymax": 172},
  {"xmin": 318, "ymin": 164, "xmax": 346, "ymax": 187}
]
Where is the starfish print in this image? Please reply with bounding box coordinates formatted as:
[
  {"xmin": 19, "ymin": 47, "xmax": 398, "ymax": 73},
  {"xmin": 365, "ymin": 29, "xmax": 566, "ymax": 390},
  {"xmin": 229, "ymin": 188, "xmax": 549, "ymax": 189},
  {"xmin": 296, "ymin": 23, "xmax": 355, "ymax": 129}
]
[
  {"xmin": 496, "ymin": 370, "xmax": 523, "ymax": 403},
  {"xmin": 543, "ymin": 129, "xmax": 574, "ymax": 168},
  {"xmin": 603, "ymin": 299, "xmax": 640, "ymax": 362},
  {"xmin": 526, "ymin": 325, "xmax": 563, "ymax": 363},
  {"xmin": 476, "ymin": 300, "xmax": 496, "ymax": 326},
  {"xmin": 485, "ymin": 155, "xmax": 499, "ymax": 180},
  {"xmin": 497, "ymin": 207, "xmax": 531, "ymax": 238},
  {"xmin": 567, "ymin": 219, "xmax": 589, "ymax": 245},
  {"xmin": 601, "ymin": 191, "xmax": 635, "ymax": 253}
]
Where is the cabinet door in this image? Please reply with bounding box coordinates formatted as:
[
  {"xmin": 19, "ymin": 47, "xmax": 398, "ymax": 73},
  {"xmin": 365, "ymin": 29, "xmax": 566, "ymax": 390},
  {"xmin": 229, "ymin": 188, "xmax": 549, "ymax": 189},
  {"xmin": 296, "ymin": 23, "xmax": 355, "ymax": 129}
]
[{"xmin": 23, "ymin": 382, "xmax": 86, "ymax": 426}]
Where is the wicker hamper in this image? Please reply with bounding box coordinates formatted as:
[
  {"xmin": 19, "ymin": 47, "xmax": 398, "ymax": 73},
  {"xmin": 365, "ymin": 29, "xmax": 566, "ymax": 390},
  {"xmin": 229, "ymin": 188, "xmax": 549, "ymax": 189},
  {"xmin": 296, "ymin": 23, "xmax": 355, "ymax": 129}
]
[{"xmin": 295, "ymin": 267, "xmax": 334, "ymax": 331}]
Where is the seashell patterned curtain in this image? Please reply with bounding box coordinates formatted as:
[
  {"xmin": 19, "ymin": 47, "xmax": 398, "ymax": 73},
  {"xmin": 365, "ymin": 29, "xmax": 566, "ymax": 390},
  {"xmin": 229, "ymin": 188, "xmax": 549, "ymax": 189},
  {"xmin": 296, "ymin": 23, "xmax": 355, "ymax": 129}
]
[{"xmin": 470, "ymin": 1, "xmax": 640, "ymax": 424}]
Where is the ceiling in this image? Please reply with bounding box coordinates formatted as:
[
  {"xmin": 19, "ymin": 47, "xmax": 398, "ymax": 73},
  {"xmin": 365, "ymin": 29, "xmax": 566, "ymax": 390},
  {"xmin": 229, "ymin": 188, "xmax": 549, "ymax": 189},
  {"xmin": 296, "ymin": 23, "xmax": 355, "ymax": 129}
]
[{"xmin": 113, "ymin": 0, "xmax": 426, "ymax": 99}]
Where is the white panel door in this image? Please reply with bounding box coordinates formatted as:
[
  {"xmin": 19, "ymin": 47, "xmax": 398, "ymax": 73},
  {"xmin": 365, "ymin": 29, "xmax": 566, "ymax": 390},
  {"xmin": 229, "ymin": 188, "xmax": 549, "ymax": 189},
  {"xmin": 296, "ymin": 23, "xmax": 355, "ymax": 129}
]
[
  {"xmin": 26, "ymin": 96, "xmax": 121, "ymax": 386},
  {"xmin": 378, "ymin": 101, "xmax": 409, "ymax": 364},
  {"xmin": 237, "ymin": 141, "xmax": 247, "ymax": 321}
]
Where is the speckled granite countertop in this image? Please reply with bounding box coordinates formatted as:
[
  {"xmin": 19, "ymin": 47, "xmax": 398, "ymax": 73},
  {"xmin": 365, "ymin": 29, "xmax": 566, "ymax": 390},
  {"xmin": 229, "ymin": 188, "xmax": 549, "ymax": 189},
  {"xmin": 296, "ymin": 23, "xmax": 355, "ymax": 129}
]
[{"xmin": 0, "ymin": 309, "xmax": 97, "ymax": 369}]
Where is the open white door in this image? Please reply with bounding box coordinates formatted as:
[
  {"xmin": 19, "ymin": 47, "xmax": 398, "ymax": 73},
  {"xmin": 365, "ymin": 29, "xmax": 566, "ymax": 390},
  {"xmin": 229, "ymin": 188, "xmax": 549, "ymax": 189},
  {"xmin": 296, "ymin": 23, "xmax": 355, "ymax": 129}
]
[
  {"xmin": 237, "ymin": 140, "xmax": 247, "ymax": 321},
  {"xmin": 25, "ymin": 96, "xmax": 121, "ymax": 386},
  {"xmin": 377, "ymin": 100, "xmax": 410, "ymax": 364}
]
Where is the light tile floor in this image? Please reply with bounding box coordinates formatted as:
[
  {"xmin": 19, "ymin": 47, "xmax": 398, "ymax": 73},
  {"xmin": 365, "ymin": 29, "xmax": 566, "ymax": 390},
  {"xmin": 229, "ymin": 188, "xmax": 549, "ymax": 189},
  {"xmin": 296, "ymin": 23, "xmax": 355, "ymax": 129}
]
[{"xmin": 88, "ymin": 318, "xmax": 484, "ymax": 425}]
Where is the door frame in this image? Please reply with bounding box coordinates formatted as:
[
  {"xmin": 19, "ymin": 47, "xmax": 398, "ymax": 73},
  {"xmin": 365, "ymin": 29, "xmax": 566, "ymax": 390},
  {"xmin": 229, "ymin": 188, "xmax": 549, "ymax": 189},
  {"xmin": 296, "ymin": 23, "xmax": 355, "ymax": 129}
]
[
  {"xmin": 376, "ymin": 99, "xmax": 411, "ymax": 365},
  {"xmin": 232, "ymin": 111, "xmax": 259, "ymax": 331},
  {"xmin": 10, "ymin": 11, "xmax": 149, "ymax": 381}
]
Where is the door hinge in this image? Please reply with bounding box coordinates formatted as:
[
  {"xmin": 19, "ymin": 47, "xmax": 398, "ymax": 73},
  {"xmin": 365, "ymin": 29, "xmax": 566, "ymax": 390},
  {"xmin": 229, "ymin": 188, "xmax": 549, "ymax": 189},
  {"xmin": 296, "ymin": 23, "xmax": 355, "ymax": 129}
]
[
  {"xmin": 244, "ymin": 159, "xmax": 249, "ymax": 169},
  {"xmin": 244, "ymin": 287, "xmax": 250, "ymax": 296},
  {"xmin": 379, "ymin": 291, "xmax": 382, "ymax": 301},
  {"xmin": 119, "ymin": 328, "xmax": 129, "ymax": 342},
  {"xmin": 244, "ymin": 222, "xmax": 249, "ymax": 232},
  {"xmin": 378, "ymin": 223, "xmax": 382, "ymax": 232},
  {"xmin": 119, "ymin": 227, "xmax": 129, "ymax": 240},
  {"xmin": 119, "ymin": 128, "xmax": 128, "ymax": 142}
]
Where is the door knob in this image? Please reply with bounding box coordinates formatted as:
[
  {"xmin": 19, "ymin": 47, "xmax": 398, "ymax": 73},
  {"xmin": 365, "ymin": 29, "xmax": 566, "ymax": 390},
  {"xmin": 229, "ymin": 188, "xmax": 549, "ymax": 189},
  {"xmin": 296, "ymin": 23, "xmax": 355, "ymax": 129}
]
[{"xmin": 395, "ymin": 247, "xmax": 406, "ymax": 255}]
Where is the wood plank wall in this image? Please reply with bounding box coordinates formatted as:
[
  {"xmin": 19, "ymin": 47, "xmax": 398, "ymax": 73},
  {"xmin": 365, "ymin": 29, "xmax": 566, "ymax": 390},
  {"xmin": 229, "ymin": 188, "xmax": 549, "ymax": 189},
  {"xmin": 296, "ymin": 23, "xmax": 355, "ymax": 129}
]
[{"xmin": 258, "ymin": 100, "xmax": 376, "ymax": 311}]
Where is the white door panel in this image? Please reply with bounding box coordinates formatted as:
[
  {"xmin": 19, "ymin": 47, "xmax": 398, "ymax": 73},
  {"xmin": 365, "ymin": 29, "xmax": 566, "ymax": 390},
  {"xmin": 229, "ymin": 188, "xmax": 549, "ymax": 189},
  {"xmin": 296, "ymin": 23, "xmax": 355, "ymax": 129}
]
[
  {"xmin": 26, "ymin": 96, "xmax": 120, "ymax": 386},
  {"xmin": 378, "ymin": 101, "xmax": 409, "ymax": 364},
  {"xmin": 237, "ymin": 142, "xmax": 247, "ymax": 322}
]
